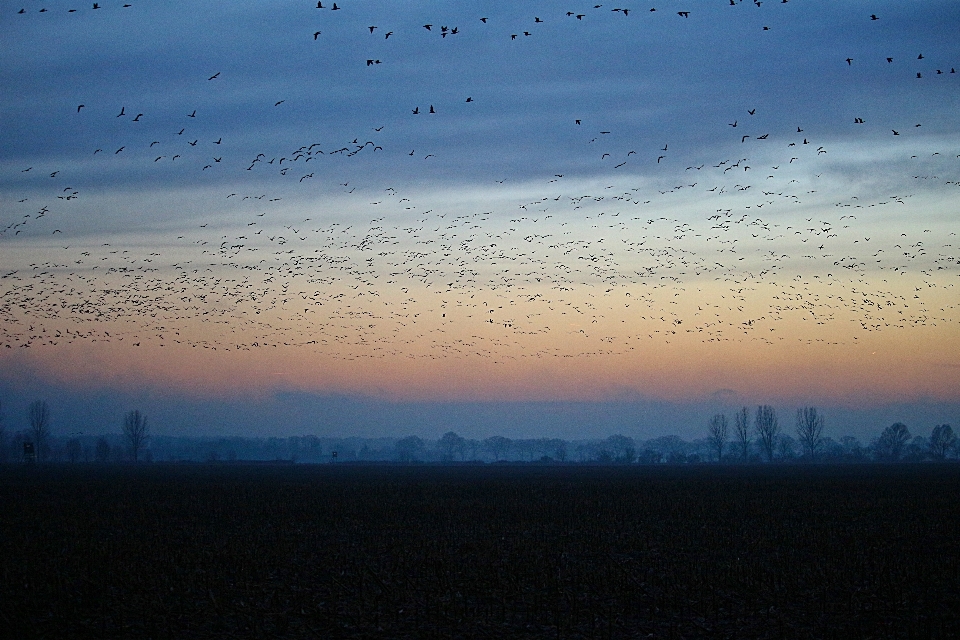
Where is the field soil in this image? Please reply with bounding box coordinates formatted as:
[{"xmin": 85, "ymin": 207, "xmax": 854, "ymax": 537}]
[{"xmin": 2, "ymin": 463, "xmax": 958, "ymax": 638}]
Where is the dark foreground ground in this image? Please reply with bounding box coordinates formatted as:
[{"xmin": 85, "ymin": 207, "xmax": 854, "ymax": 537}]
[{"xmin": 2, "ymin": 464, "xmax": 958, "ymax": 639}]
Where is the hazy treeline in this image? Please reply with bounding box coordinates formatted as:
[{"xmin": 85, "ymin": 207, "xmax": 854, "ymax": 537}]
[{"xmin": 0, "ymin": 399, "xmax": 955, "ymax": 464}]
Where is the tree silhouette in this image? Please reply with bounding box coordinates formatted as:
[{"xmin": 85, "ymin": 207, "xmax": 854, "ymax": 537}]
[
  {"xmin": 437, "ymin": 431, "xmax": 466, "ymax": 461},
  {"xmin": 755, "ymin": 405, "xmax": 779, "ymax": 463},
  {"xmin": 928, "ymin": 424, "xmax": 955, "ymax": 460},
  {"xmin": 394, "ymin": 435, "xmax": 424, "ymax": 463},
  {"xmin": 95, "ymin": 437, "xmax": 111, "ymax": 463},
  {"xmin": 777, "ymin": 434, "xmax": 798, "ymax": 461},
  {"xmin": 483, "ymin": 435, "xmax": 511, "ymax": 461},
  {"xmin": 708, "ymin": 414, "xmax": 728, "ymax": 462},
  {"xmin": 606, "ymin": 434, "xmax": 637, "ymax": 464},
  {"xmin": 542, "ymin": 438, "xmax": 567, "ymax": 462},
  {"xmin": 122, "ymin": 409, "xmax": 149, "ymax": 462},
  {"xmin": 28, "ymin": 400, "xmax": 51, "ymax": 462},
  {"xmin": 796, "ymin": 407, "xmax": 825, "ymax": 460},
  {"xmin": 874, "ymin": 423, "xmax": 910, "ymax": 461},
  {"xmin": 734, "ymin": 406, "xmax": 750, "ymax": 461}
]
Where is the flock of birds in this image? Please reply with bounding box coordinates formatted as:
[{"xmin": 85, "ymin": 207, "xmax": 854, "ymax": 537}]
[{"xmin": 2, "ymin": 1, "xmax": 958, "ymax": 365}]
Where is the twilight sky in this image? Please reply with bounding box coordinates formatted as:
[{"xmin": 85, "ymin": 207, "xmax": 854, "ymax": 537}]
[{"xmin": 1, "ymin": 0, "xmax": 958, "ymax": 438}]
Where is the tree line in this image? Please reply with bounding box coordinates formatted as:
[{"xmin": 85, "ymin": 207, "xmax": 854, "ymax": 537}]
[
  {"xmin": 706, "ymin": 405, "xmax": 956, "ymax": 463},
  {"xmin": 0, "ymin": 398, "xmax": 955, "ymax": 464},
  {"xmin": 0, "ymin": 400, "xmax": 150, "ymax": 464}
]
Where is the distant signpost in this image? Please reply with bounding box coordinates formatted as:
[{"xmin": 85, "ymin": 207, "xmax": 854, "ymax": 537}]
[{"xmin": 23, "ymin": 441, "xmax": 36, "ymax": 463}]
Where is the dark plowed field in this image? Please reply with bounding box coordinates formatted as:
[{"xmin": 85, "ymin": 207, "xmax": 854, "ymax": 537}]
[{"xmin": 2, "ymin": 464, "xmax": 958, "ymax": 638}]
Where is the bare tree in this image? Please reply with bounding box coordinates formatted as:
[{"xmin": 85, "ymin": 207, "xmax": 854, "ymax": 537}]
[
  {"xmin": 754, "ymin": 405, "xmax": 779, "ymax": 463},
  {"xmin": 122, "ymin": 409, "xmax": 149, "ymax": 462},
  {"xmin": 928, "ymin": 424, "xmax": 955, "ymax": 460},
  {"xmin": 796, "ymin": 407, "xmax": 825, "ymax": 460},
  {"xmin": 707, "ymin": 413, "xmax": 728, "ymax": 462},
  {"xmin": 874, "ymin": 422, "xmax": 910, "ymax": 461},
  {"xmin": 28, "ymin": 400, "xmax": 51, "ymax": 462},
  {"xmin": 734, "ymin": 406, "xmax": 750, "ymax": 461}
]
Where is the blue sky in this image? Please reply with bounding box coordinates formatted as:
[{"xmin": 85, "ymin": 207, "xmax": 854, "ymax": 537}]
[{"xmin": 1, "ymin": 0, "xmax": 959, "ymax": 438}]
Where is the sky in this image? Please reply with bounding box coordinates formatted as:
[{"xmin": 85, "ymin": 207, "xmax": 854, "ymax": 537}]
[{"xmin": 1, "ymin": 0, "xmax": 959, "ymax": 439}]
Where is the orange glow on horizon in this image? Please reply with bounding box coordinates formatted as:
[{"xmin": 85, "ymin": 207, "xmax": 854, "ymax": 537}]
[{"xmin": 5, "ymin": 320, "xmax": 958, "ymax": 408}]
